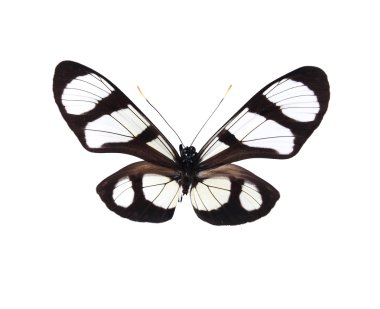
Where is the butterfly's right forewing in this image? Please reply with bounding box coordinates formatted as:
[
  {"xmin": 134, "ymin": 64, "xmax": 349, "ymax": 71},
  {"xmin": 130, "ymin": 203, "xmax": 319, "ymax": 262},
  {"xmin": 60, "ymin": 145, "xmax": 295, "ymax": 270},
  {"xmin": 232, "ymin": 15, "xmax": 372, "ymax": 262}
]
[{"xmin": 197, "ymin": 66, "xmax": 329, "ymax": 169}]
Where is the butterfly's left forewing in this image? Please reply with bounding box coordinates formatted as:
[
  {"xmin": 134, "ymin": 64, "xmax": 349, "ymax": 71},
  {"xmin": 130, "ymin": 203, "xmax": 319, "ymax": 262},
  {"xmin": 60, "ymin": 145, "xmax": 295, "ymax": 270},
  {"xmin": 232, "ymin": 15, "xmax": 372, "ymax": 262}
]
[{"xmin": 53, "ymin": 61, "xmax": 179, "ymax": 169}]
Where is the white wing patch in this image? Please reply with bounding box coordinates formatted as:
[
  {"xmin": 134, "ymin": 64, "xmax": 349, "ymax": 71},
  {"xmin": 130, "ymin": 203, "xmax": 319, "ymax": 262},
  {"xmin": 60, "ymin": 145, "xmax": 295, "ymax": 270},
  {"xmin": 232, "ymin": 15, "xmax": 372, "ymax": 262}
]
[
  {"xmin": 200, "ymin": 139, "xmax": 229, "ymax": 161},
  {"xmin": 112, "ymin": 175, "xmax": 179, "ymax": 210},
  {"xmin": 241, "ymin": 115, "xmax": 294, "ymax": 155},
  {"xmin": 142, "ymin": 175, "xmax": 180, "ymax": 209},
  {"xmin": 113, "ymin": 177, "xmax": 134, "ymax": 208},
  {"xmin": 191, "ymin": 177, "xmax": 231, "ymax": 211},
  {"xmin": 191, "ymin": 177, "xmax": 265, "ymax": 213},
  {"xmin": 200, "ymin": 110, "xmax": 295, "ymax": 160},
  {"xmin": 264, "ymin": 78, "xmax": 319, "ymax": 122},
  {"xmin": 83, "ymin": 105, "xmax": 176, "ymax": 159},
  {"xmin": 147, "ymin": 137, "xmax": 177, "ymax": 160},
  {"xmin": 199, "ymin": 109, "xmax": 251, "ymax": 162},
  {"xmin": 84, "ymin": 107, "xmax": 149, "ymax": 148},
  {"xmin": 226, "ymin": 110, "xmax": 266, "ymax": 141},
  {"xmin": 61, "ymin": 73, "xmax": 114, "ymax": 115},
  {"xmin": 191, "ymin": 189, "xmax": 207, "ymax": 211},
  {"xmin": 114, "ymin": 108, "xmax": 148, "ymax": 136},
  {"xmin": 240, "ymin": 182, "xmax": 262, "ymax": 211}
]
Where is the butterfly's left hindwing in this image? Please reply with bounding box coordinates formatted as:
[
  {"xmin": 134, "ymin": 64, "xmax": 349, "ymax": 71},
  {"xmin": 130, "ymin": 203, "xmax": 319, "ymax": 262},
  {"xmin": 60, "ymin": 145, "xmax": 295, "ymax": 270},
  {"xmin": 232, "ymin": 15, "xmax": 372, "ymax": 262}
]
[
  {"xmin": 97, "ymin": 162, "xmax": 180, "ymax": 223},
  {"xmin": 190, "ymin": 164, "xmax": 280, "ymax": 225},
  {"xmin": 53, "ymin": 61, "xmax": 179, "ymax": 169}
]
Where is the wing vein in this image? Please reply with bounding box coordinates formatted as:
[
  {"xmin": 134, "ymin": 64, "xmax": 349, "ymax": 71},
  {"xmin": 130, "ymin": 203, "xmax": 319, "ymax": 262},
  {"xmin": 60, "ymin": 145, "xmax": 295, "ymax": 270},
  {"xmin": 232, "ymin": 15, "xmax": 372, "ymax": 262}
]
[
  {"xmin": 205, "ymin": 185, "xmax": 222, "ymax": 206},
  {"xmin": 241, "ymin": 118, "xmax": 267, "ymax": 141},
  {"xmin": 166, "ymin": 185, "xmax": 181, "ymax": 210},
  {"xmin": 280, "ymin": 101, "xmax": 318, "ymax": 107},
  {"xmin": 244, "ymin": 135, "xmax": 294, "ymax": 142},
  {"xmin": 273, "ymin": 94, "xmax": 316, "ymax": 104},
  {"xmin": 62, "ymin": 99, "xmax": 97, "ymax": 104},
  {"xmin": 264, "ymin": 78, "xmax": 289, "ymax": 96},
  {"xmin": 114, "ymin": 185, "xmax": 133, "ymax": 202},
  {"xmin": 84, "ymin": 128, "xmax": 133, "ymax": 138},
  {"xmin": 242, "ymin": 183, "xmax": 259, "ymax": 193},
  {"xmin": 200, "ymin": 181, "xmax": 230, "ymax": 192},
  {"xmin": 127, "ymin": 107, "xmax": 175, "ymax": 158},
  {"xmin": 195, "ymin": 187, "xmax": 209, "ymax": 211},
  {"xmin": 76, "ymin": 78, "xmax": 111, "ymax": 95},
  {"xmin": 143, "ymin": 180, "xmax": 172, "ymax": 189},
  {"xmin": 152, "ymin": 184, "xmax": 166, "ymax": 203},
  {"xmin": 108, "ymin": 113, "xmax": 135, "ymax": 137},
  {"xmin": 65, "ymin": 87, "xmax": 103, "ymax": 99},
  {"xmin": 114, "ymin": 179, "xmax": 131, "ymax": 189},
  {"xmin": 200, "ymin": 109, "xmax": 249, "ymax": 160},
  {"xmin": 89, "ymin": 73, "xmax": 113, "ymax": 93},
  {"xmin": 241, "ymin": 187, "xmax": 261, "ymax": 206},
  {"xmin": 267, "ymin": 84, "xmax": 307, "ymax": 99},
  {"xmin": 280, "ymin": 106, "xmax": 319, "ymax": 110}
]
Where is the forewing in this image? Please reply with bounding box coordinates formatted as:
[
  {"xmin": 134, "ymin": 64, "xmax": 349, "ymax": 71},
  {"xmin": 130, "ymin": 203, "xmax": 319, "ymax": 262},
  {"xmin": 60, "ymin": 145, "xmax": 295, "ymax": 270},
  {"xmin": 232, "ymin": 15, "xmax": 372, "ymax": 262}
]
[
  {"xmin": 53, "ymin": 61, "xmax": 179, "ymax": 168},
  {"xmin": 97, "ymin": 162, "xmax": 181, "ymax": 223},
  {"xmin": 198, "ymin": 66, "xmax": 329, "ymax": 169},
  {"xmin": 190, "ymin": 164, "xmax": 279, "ymax": 225}
]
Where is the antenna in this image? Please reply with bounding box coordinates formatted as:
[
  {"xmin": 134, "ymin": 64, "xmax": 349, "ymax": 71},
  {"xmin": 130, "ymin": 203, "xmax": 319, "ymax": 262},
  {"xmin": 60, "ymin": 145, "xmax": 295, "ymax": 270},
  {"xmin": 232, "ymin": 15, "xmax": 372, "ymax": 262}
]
[
  {"xmin": 137, "ymin": 86, "xmax": 184, "ymax": 145},
  {"xmin": 190, "ymin": 84, "xmax": 232, "ymax": 146}
]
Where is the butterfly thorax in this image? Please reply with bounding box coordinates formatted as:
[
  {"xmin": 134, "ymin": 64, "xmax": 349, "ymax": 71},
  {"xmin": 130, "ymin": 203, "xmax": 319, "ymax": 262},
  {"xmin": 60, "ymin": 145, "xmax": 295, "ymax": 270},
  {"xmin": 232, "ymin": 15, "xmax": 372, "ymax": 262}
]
[{"xmin": 179, "ymin": 145, "xmax": 198, "ymax": 195}]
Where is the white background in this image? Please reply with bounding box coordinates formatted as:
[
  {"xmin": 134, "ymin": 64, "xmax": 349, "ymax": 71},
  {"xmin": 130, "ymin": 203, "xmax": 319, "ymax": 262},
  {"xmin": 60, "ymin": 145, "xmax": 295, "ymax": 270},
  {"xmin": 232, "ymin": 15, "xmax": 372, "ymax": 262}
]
[{"xmin": 1, "ymin": 1, "xmax": 379, "ymax": 308}]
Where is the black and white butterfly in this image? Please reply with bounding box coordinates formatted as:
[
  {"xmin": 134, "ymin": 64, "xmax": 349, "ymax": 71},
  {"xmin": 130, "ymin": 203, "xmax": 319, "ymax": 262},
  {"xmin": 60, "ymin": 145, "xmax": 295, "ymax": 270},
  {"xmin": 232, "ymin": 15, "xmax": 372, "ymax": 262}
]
[{"xmin": 53, "ymin": 61, "xmax": 329, "ymax": 225}]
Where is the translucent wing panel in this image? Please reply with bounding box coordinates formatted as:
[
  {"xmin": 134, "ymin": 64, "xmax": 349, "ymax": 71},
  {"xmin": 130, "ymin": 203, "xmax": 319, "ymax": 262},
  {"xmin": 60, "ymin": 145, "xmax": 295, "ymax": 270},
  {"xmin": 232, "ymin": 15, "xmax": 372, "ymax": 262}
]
[
  {"xmin": 142, "ymin": 175, "xmax": 179, "ymax": 209},
  {"xmin": 191, "ymin": 177, "xmax": 231, "ymax": 211},
  {"xmin": 97, "ymin": 162, "xmax": 180, "ymax": 223},
  {"xmin": 200, "ymin": 110, "xmax": 295, "ymax": 162},
  {"xmin": 61, "ymin": 73, "xmax": 114, "ymax": 115},
  {"xmin": 190, "ymin": 164, "xmax": 280, "ymax": 225},
  {"xmin": 197, "ymin": 66, "xmax": 329, "ymax": 169},
  {"xmin": 263, "ymin": 78, "xmax": 320, "ymax": 122}
]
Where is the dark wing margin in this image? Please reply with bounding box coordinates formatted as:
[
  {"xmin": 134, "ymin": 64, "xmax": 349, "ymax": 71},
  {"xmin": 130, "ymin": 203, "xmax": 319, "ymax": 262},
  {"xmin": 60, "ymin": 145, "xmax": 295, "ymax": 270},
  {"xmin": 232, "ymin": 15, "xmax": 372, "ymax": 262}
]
[
  {"xmin": 97, "ymin": 161, "xmax": 180, "ymax": 223},
  {"xmin": 197, "ymin": 66, "xmax": 329, "ymax": 170},
  {"xmin": 190, "ymin": 164, "xmax": 280, "ymax": 225},
  {"xmin": 53, "ymin": 61, "xmax": 179, "ymax": 169}
]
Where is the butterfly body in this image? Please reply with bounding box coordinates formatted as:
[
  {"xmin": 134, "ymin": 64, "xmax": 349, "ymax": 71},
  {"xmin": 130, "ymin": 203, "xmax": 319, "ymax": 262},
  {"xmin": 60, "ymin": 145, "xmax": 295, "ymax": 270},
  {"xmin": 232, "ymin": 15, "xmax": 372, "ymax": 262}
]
[
  {"xmin": 178, "ymin": 144, "xmax": 198, "ymax": 195},
  {"xmin": 53, "ymin": 61, "xmax": 329, "ymax": 225}
]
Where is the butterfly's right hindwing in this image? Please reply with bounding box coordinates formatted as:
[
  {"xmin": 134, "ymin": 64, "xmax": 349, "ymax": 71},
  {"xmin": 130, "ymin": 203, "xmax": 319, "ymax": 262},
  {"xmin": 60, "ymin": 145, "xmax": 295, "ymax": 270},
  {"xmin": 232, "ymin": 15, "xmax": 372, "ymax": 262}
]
[
  {"xmin": 190, "ymin": 164, "xmax": 280, "ymax": 225},
  {"xmin": 53, "ymin": 61, "xmax": 179, "ymax": 168}
]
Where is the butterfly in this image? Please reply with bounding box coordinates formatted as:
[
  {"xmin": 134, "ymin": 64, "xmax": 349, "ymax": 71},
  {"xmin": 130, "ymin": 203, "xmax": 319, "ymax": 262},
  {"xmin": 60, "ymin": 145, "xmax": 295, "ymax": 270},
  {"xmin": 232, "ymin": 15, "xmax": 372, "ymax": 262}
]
[{"xmin": 53, "ymin": 61, "xmax": 329, "ymax": 225}]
